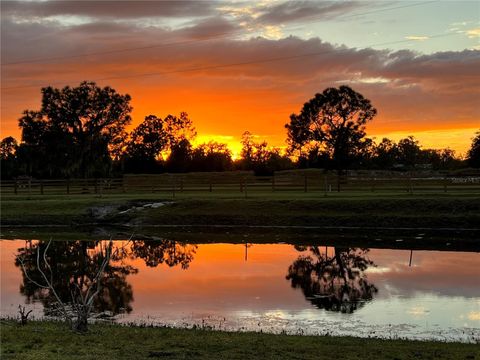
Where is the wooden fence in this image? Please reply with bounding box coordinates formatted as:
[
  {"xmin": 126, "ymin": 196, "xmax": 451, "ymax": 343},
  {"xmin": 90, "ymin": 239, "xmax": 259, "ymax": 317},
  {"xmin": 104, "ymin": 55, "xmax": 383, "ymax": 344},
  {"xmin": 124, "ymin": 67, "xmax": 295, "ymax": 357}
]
[{"xmin": 2, "ymin": 171, "xmax": 480, "ymax": 196}]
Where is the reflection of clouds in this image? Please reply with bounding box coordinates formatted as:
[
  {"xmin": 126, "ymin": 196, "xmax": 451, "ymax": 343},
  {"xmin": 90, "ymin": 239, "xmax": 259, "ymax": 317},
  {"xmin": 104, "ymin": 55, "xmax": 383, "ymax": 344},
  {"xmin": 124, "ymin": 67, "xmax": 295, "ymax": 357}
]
[
  {"xmin": 467, "ymin": 311, "xmax": 480, "ymax": 321},
  {"xmin": 366, "ymin": 250, "xmax": 480, "ymax": 299},
  {"xmin": 407, "ymin": 306, "xmax": 429, "ymax": 317},
  {"xmin": 365, "ymin": 266, "xmax": 390, "ymax": 274},
  {"xmin": 264, "ymin": 310, "xmax": 287, "ymax": 318}
]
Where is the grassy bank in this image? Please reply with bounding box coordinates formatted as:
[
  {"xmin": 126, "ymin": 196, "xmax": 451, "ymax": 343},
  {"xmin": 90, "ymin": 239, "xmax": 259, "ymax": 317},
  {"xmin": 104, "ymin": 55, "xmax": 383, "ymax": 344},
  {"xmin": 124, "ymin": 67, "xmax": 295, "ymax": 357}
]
[
  {"xmin": 132, "ymin": 197, "xmax": 480, "ymax": 229},
  {"xmin": 1, "ymin": 320, "xmax": 478, "ymax": 360},
  {"xmin": 1, "ymin": 193, "xmax": 480, "ymax": 230}
]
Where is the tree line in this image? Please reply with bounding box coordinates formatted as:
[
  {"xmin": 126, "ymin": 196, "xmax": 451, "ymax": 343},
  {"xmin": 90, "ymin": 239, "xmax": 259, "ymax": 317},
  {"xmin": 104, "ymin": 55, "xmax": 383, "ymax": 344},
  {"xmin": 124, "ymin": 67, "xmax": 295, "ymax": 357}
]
[{"xmin": 1, "ymin": 81, "xmax": 479, "ymax": 179}]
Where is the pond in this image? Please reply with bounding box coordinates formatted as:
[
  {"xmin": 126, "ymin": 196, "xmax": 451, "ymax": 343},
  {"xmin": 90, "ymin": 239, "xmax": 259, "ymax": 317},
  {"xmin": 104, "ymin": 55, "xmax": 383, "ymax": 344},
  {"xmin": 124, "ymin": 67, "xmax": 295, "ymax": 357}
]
[{"xmin": 1, "ymin": 237, "xmax": 479, "ymax": 343}]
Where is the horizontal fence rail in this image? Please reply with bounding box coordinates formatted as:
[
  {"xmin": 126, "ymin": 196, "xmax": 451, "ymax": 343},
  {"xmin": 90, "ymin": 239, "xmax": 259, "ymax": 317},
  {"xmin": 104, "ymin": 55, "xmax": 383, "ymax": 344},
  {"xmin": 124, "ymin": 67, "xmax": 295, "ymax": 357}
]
[{"xmin": 2, "ymin": 171, "xmax": 480, "ymax": 197}]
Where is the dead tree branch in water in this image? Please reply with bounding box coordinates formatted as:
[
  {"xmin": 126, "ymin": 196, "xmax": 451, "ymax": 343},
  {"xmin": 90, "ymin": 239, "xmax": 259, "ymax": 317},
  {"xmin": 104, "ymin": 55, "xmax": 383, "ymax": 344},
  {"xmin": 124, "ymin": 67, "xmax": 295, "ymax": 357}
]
[{"xmin": 16, "ymin": 237, "xmax": 125, "ymax": 332}]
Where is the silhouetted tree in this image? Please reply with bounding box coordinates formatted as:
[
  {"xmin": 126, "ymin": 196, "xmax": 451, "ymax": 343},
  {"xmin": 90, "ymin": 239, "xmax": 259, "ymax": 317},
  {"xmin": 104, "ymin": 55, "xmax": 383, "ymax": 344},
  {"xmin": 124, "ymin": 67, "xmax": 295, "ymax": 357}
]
[
  {"xmin": 162, "ymin": 112, "xmax": 197, "ymax": 148},
  {"xmin": 17, "ymin": 82, "xmax": 132, "ymax": 178},
  {"xmin": 124, "ymin": 115, "xmax": 166, "ymax": 173},
  {"xmin": 128, "ymin": 115, "xmax": 167, "ymax": 159},
  {"xmin": 166, "ymin": 138, "xmax": 193, "ymax": 172},
  {"xmin": 191, "ymin": 141, "xmax": 233, "ymax": 171},
  {"xmin": 296, "ymin": 144, "xmax": 331, "ymax": 169},
  {"xmin": 435, "ymin": 148, "xmax": 462, "ymax": 170},
  {"xmin": 372, "ymin": 138, "xmax": 398, "ymax": 169},
  {"xmin": 396, "ymin": 136, "xmax": 422, "ymax": 168},
  {"xmin": 286, "ymin": 86, "xmax": 377, "ymax": 172},
  {"xmin": 286, "ymin": 246, "xmax": 377, "ymax": 313},
  {"xmin": 240, "ymin": 131, "xmax": 256, "ymax": 169},
  {"xmin": 467, "ymin": 131, "xmax": 480, "ymax": 168},
  {"xmin": 17, "ymin": 111, "xmax": 74, "ymax": 177},
  {"xmin": 0, "ymin": 136, "xmax": 18, "ymax": 179},
  {"xmin": 239, "ymin": 131, "xmax": 293, "ymax": 175},
  {"xmin": 124, "ymin": 112, "xmax": 196, "ymax": 173},
  {"xmin": 418, "ymin": 148, "xmax": 462, "ymax": 170},
  {"xmin": 368, "ymin": 137, "xmax": 461, "ymax": 170},
  {"xmin": 1, "ymin": 136, "xmax": 18, "ymax": 159},
  {"xmin": 351, "ymin": 137, "xmax": 376, "ymax": 168}
]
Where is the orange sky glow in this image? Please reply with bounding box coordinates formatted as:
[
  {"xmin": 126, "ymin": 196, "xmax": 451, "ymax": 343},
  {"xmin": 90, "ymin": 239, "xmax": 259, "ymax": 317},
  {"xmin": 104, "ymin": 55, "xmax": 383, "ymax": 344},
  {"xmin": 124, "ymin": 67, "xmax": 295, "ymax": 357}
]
[
  {"xmin": 1, "ymin": 1, "xmax": 479, "ymax": 157},
  {"xmin": 2, "ymin": 77, "xmax": 478, "ymax": 158}
]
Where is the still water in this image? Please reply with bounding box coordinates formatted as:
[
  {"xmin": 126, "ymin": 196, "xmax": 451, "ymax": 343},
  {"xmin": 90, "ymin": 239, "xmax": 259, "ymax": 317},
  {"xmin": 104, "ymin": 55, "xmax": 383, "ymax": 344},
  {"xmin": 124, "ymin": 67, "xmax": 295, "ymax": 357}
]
[{"xmin": 1, "ymin": 238, "xmax": 479, "ymax": 342}]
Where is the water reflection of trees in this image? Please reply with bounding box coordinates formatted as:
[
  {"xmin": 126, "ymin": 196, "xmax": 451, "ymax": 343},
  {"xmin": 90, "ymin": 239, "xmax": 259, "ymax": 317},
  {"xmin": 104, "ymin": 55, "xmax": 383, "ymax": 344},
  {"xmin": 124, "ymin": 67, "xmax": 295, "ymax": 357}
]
[
  {"xmin": 131, "ymin": 240, "xmax": 197, "ymax": 269},
  {"xmin": 15, "ymin": 239, "xmax": 198, "ymax": 318},
  {"xmin": 286, "ymin": 246, "xmax": 377, "ymax": 313},
  {"xmin": 15, "ymin": 240, "xmax": 137, "ymax": 317}
]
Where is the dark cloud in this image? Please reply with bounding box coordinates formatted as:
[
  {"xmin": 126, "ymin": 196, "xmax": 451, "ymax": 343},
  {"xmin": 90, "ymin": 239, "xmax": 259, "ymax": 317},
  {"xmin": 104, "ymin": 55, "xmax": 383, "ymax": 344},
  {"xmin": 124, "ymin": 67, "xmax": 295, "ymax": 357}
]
[
  {"xmin": 176, "ymin": 16, "xmax": 240, "ymax": 40},
  {"xmin": 256, "ymin": 1, "xmax": 362, "ymax": 25},
  {"xmin": 3, "ymin": 15, "xmax": 479, "ymax": 89},
  {"xmin": 0, "ymin": 0, "xmax": 216, "ymax": 20},
  {"xmin": 381, "ymin": 49, "xmax": 480, "ymax": 82}
]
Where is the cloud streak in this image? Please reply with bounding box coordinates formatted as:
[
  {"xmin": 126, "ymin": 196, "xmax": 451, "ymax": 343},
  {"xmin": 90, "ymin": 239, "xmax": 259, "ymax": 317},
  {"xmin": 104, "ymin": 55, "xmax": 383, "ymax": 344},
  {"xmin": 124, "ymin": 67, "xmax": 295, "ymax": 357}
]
[
  {"xmin": 1, "ymin": 0, "xmax": 216, "ymax": 20},
  {"xmin": 405, "ymin": 36, "xmax": 429, "ymax": 41}
]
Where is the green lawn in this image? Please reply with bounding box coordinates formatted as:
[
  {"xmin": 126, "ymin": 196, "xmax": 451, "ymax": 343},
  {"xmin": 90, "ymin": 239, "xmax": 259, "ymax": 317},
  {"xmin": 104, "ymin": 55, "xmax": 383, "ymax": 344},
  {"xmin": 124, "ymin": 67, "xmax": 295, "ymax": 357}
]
[{"xmin": 1, "ymin": 321, "xmax": 478, "ymax": 360}]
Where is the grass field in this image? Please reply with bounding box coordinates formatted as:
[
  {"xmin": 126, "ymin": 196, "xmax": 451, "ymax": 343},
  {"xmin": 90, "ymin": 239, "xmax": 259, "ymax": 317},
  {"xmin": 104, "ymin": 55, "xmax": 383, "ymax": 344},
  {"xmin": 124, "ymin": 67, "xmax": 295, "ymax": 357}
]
[
  {"xmin": 1, "ymin": 191, "xmax": 479, "ymax": 230},
  {"xmin": 1, "ymin": 320, "xmax": 479, "ymax": 360}
]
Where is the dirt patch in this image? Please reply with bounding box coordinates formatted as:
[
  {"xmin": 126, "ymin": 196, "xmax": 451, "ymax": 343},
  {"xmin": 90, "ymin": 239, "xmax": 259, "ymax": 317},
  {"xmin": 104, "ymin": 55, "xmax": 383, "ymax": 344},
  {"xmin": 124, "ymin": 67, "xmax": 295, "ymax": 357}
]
[{"xmin": 89, "ymin": 201, "xmax": 174, "ymax": 220}]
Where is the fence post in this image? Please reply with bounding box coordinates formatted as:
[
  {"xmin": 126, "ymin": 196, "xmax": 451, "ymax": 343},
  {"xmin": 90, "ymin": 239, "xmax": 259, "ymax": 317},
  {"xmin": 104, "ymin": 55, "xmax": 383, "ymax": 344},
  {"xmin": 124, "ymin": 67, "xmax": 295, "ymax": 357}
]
[
  {"xmin": 337, "ymin": 171, "xmax": 341, "ymax": 192},
  {"xmin": 443, "ymin": 176, "xmax": 448, "ymax": 193},
  {"xmin": 40, "ymin": 179, "xmax": 44, "ymax": 195},
  {"xmin": 180, "ymin": 178, "xmax": 184, "ymax": 193},
  {"xmin": 66, "ymin": 179, "xmax": 70, "ymax": 194},
  {"xmin": 406, "ymin": 174, "xmax": 414, "ymax": 194},
  {"xmin": 14, "ymin": 180, "xmax": 18, "ymax": 195},
  {"xmin": 324, "ymin": 174, "xmax": 328, "ymax": 197},
  {"xmin": 244, "ymin": 177, "xmax": 248, "ymax": 199}
]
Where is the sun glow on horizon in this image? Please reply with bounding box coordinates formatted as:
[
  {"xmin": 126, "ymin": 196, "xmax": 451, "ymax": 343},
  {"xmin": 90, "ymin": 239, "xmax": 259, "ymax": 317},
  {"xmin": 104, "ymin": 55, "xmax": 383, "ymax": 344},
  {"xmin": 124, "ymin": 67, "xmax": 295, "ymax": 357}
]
[
  {"xmin": 370, "ymin": 127, "xmax": 478, "ymax": 157},
  {"xmin": 193, "ymin": 134, "xmax": 243, "ymax": 160}
]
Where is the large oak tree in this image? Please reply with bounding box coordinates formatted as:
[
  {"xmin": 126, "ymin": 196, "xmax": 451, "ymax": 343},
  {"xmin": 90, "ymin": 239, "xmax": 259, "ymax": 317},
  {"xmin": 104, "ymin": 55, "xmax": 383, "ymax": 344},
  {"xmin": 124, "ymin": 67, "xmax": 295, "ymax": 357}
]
[
  {"xmin": 18, "ymin": 81, "xmax": 132, "ymax": 178},
  {"xmin": 286, "ymin": 86, "xmax": 377, "ymax": 171}
]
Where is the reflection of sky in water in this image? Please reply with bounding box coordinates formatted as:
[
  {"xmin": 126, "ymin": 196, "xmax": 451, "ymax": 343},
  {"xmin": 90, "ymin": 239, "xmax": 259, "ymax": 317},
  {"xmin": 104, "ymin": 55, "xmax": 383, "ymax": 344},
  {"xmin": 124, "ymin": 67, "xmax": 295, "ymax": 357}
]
[{"xmin": 1, "ymin": 240, "xmax": 479, "ymax": 342}]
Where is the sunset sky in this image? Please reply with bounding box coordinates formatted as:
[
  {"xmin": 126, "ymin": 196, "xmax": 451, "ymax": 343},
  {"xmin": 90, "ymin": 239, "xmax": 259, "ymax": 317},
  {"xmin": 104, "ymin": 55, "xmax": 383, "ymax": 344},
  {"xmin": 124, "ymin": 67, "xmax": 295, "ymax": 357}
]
[{"xmin": 1, "ymin": 0, "xmax": 479, "ymax": 157}]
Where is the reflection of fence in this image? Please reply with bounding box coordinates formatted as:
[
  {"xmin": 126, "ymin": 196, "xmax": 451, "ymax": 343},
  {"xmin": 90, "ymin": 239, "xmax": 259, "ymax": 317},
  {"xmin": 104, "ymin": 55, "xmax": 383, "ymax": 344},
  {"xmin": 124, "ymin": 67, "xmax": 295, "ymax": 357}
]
[{"xmin": 2, "ymin": 172, "xmax": 480, "ymax": 196}]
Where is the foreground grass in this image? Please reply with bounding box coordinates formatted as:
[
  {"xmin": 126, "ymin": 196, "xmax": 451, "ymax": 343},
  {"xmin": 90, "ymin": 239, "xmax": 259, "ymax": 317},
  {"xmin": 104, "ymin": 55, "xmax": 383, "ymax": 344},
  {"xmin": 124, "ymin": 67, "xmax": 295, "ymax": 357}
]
[
  {"xmin": 1, "ymin": 321, "xmax": 479, "ymax": 360},
  {"xmin": 1, "ymin": 192, "xmax": 480, "ymax": 230}
]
